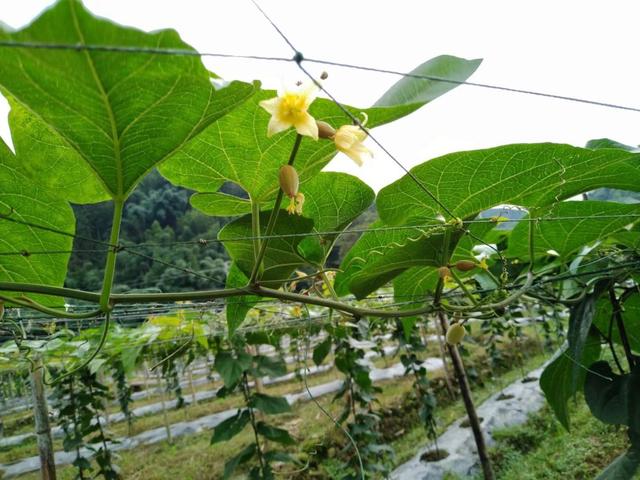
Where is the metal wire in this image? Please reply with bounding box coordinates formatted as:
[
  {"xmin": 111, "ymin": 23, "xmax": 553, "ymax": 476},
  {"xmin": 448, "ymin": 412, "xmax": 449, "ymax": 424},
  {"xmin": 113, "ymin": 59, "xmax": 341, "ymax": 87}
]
[
  {"xmin": 0, "ymin": 39, "xmax": 638, "ymax": 113},
  {"xmin": 2, "ymin": 213, "xmax": 639, "ymax": 254}
]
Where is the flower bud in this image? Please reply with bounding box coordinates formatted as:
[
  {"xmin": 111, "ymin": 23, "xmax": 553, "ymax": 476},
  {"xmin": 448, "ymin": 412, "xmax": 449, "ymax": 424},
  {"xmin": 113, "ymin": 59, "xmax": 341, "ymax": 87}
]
[
  {"xmin": 438, "ymin": 266, "xmax": 451, "ymax": 280},
  {"xmin": 279, "ymin": 165, "xmax": 299, "ymax": 198},
  {"xmin": 317, "ymin": 120, "xmax": 336, "ymax": 139},
  {"xmin": 454, "ymin": 260, "xmax": 477, "ymax": 272},
  {"xmin": 446, "ymin": 323, "xmax": 466, "ymax": 345}
]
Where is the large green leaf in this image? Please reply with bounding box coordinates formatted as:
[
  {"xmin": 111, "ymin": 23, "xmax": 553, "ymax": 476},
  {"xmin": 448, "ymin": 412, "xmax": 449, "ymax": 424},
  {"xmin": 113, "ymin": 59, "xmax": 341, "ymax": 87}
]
[
  {"xmin": 191, "ymin": 191, "xmax": 253, "ymax": 217},
  {"xmin": 507, "ymin": 201, "xmax": 640, "ymax": 260},
  {"xmin": 219, "ymin": 212, "xmax": 313, "ymax": 285},
  {"xmin": 336, "ymin": 216, "xmax": 495, "ymax": 299},
  {"xmin": 295, "ymin": 172, "xmax": 375, "ymax": 264},
  {"xmin": 374, "ymin": 55, "xmax": 482, "ymax": 107},
  {"xmin": 0, "ymin": 0, "xmax": 254, "ymax": 201},
  {"xmin": 0, "ymin": 138, "xmax": 75, "ymax": 306},
  {"xmin": 159, "ymin": 55, "xmax": 481, "ymax": 211},
  {"xmin": 540, "ymin": 330, "xmax": 601, "ymax": 430},
  {"xmin": 377, "ymin": 144, "xmax": 640, "ymax": 226},
  {"xmin": 334, "ymin": 221, "xmax": 444, "ymax": 297}
]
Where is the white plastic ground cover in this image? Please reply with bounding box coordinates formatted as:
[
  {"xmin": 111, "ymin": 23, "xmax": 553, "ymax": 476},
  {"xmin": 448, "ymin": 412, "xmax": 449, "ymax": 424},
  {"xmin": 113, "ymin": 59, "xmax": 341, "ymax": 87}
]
[{"xmin": 391, "ymin": 366, "xmax": 546, "ymax": 480}]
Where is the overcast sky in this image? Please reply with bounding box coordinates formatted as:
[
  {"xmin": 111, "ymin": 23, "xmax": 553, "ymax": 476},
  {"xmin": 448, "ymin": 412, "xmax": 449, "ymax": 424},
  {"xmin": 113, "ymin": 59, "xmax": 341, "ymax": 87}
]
[{"xmin": 2, "ymin": 1, "xmax": 639, "ymax": 191}]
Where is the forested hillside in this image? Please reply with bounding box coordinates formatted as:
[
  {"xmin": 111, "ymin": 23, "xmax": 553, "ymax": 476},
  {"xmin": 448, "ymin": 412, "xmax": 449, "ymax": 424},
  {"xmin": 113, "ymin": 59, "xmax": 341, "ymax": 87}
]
[{"xmin": 66, "ymin": 171, "xmax": 230, "ymax": 293}]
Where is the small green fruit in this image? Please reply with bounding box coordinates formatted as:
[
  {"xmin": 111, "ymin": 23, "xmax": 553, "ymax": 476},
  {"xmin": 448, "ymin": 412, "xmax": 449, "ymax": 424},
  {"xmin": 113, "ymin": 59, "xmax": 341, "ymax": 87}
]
[{"xmin": 446, "ymin": 323, "xmax": 466, "ymax": 345}]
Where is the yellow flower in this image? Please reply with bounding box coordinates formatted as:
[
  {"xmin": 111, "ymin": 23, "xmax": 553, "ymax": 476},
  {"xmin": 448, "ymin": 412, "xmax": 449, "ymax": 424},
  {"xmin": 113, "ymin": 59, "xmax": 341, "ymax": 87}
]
[
  {"xmin": 478, "ymin": 258, "xmax": 489, "ymax": 271},
  {"xmin": 286, "ymin": 192, "xmax": 305, "ymax": 215},
  {"xmin": 259, "ymin": 83, "xmax": 318, "ymax": 140},
  {"xmin": 333, "ymin": 113, "xmax": 372, "ymax": 166}
]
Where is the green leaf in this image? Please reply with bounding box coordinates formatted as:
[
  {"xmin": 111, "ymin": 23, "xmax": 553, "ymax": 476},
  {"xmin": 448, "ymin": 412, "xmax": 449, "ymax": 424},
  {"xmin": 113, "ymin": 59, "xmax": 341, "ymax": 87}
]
[
  {"xmin": 159, "ymin": 55, "xmax": 480, "ymax": 209},
  {"xmin": 374, "ymin": 55, "xmax": 481, "ymax": 107},
  {"xmin": 540, "ymin": 330, "xmax": 601, "ymax": 430},
  {"xmin": 224, "ymin": 263, "xmax": 260, "ymax": 337},
  {"xmin": 296, "ymin": 173, "xmax": 375, "ymax": 263},
  {"xmin": 219, "ymin": 211, "xmax": 313, "ymax": 284},
  {"xmin": 254, "ymin": 355, "xmax": 287, "ymax": 378},
  {"xmin": 337, "ymin": 215, "xmax": 495, "ymax": 299},
  {"xmin": 313, "ymin": 337, "xmax": 332, "ymax": 366},
  {"xmin": 592, "ymin": 294, "xmax": 640, "ymax": 352},
  {"xmin": 8, "ymin": 101, "xmax": 108, "ymax": 204},
  {"xmin": 191, "ymin": 191, "xmax": 253, "ymax": 217},
  {"xmin": 507, "ymin": 201, "xmax": 640, "ymax": 260},
  {"xmin": 223, "ymin": 443, "xmax": 256, "ymax": 479},
  {"xmin": 595, "ymin": 449, "xmax": 640, "ymax": 480},
  {"xmin": 211, "ymin": 409, "xmax": 250, "ymax": 444},
  {"xmin": 608, "ymin": 232, "xmax": 640, "ymax": 251},
  {"xmin": 214, "ymin": 351, "xmax": 252, "ymax": 388},
  {"xmin": 256, "ymin": 422, "xmax": 296, "ymax": 445},
  {"xmin": 0, "ymin": 0, "xmax": 254, "ymax": 201},
  {"xmin": 585, "ymin": 363, "xmax": 640, "ymax": 480},
  {"xmin": 377, "ymin": 144, "xmax": 640, "ymax": 227},
  {"xmin": 391, "ymin": 219, "xmax": 497, "ymax": 304},
  {"xmin": 250, "ymin": 393, "xmax": 291, "ymax": 414},
  {"xmin": 567, "ymin": 282, "xmax": 609, "ymax": 392},
  {"xmin": 334, "ymin": 221, "xmax": 456, "ymax": 298},
  {"xmin": 0, "ymin": 137, "xmax": 75, "ymax": 306},
  {"xmin": 584, "ymin": 361, "xmax": 631, "ymax": 426},
  {"xmin": 586, "ymin": 138, "xmax": 640, "ymax": 152}
]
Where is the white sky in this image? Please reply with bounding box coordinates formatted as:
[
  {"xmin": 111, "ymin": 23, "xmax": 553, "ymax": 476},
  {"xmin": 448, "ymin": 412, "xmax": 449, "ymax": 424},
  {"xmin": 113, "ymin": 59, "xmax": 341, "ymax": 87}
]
[{"xmin": 1, "ymin": 0, "xmax": 639, "ymax": 192}]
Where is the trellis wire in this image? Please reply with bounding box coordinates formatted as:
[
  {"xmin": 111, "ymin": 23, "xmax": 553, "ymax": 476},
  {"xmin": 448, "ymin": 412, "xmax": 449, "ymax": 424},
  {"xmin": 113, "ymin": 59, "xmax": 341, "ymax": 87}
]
[
  {"xmin": 1, "ymin": 39, "xmax": 639, "ymax": 113},
  {"xmin": 1, "ymin": 213, "xmax": 639, "ymax": 254}
]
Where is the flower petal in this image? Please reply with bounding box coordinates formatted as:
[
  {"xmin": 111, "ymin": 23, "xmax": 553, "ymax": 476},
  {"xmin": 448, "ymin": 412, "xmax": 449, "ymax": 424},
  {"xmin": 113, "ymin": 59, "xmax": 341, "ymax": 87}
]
[
  {"xmin": 267, "ymin": 116, "xmax": 290, "ymax": 137},
  {"xmin": 294, "ymin": 112, "xmax": 319, "ymax": 140},
  {"xmin": 259, "ymin": 97, "xmax": 280, "ymax": 115}
]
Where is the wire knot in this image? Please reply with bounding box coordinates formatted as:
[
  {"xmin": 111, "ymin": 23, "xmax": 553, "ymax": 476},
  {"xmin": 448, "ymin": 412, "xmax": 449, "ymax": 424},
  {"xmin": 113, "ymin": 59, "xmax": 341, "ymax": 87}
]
[{"xmin": 292, "ymin": 51, "xmax": 304, "ymax": 64}]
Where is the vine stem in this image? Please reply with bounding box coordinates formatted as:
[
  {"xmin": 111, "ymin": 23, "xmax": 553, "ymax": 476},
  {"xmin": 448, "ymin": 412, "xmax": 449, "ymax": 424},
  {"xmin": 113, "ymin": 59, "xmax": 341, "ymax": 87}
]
[
  {"xmin": 0, "ymin": 294, "xmax": 102, "ymax": 319},
  {"xmin": 100, "ymin": 199, "xmax": 124, "ymax": 311},
  {"xmin": 241, "ymin": 371, "xmax": 267, "ymax": 472},
  {"xmin": 249, "ymin": 134, "xmax": 303, "ymax": 284},
  {"xmin": 434, "ymin": 226, "xmax": 495, "ymax": 480},
  {"xmin": 608, "ymin": 287, "xmax": 636, "ymax": 369},
  {"xmin": 30, "ymin": 355, "xmax": 57, "ymax": 480},
  {"xmin": 437, "ymin": 310, "xmax": 495, "ymax": 480}
]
